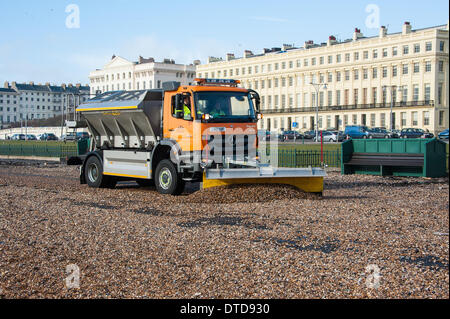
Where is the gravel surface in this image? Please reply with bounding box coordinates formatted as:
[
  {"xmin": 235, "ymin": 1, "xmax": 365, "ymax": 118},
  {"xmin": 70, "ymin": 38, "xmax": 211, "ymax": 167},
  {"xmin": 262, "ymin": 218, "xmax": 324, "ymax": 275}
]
[{"xmin": 0, "ymin": 162, "xmax": 448, "ymax": 299}]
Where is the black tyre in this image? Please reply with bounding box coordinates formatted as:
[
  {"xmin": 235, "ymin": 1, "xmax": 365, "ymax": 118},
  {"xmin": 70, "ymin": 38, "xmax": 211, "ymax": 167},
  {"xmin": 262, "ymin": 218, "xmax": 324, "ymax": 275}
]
[
  {"xmin": 84, "ymin": 156, "xmax": 114, "ymax": 188},
  {"xmin": 155, "ymin": 160, "xmax": 185, "ymax": 195},
  {"xmin": 136, "ymin": 179, "xmax": 155, "ymax": 187}
]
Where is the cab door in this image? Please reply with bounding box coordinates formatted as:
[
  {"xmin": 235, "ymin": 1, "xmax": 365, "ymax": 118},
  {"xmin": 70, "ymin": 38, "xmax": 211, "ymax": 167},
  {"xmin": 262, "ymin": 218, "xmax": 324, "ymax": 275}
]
[{"xmin": 163, "ymin": 92, "xmax": 194, "ymax": 153}]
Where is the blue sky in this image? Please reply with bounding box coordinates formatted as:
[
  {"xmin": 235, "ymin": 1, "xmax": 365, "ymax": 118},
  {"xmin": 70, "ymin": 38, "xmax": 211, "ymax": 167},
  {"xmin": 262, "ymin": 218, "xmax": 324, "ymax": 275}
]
[{"xmin": 0, "ymin": 0, "xmax": 448, "ymax": 85}]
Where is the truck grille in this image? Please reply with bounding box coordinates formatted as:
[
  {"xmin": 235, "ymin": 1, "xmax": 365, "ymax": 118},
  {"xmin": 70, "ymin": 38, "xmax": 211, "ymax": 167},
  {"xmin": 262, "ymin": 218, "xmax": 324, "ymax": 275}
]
[{"xmin": 206, "ymin": 134, "xmax": 256, "ymax": 163}]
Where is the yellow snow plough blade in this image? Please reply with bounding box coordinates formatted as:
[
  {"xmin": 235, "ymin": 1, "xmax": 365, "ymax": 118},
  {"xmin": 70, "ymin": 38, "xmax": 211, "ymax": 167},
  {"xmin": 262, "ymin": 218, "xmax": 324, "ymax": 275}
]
[
  {"xmin": 202, "ymin": 175, "xmax": 324, "ymax": 193},
  {"xmin": 202, "ymin": 167, "xmax": 326, "ymax": 193}
]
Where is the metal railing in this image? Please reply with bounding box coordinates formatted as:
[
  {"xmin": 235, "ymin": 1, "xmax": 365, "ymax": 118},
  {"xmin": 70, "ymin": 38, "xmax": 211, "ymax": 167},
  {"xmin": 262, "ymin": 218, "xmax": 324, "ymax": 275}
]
[
  {"xmin": 0, "ymin": 140, "xmax": 89, "ymax": 158},
  {"xmin": 260, "ymin": 149, "xmax": 341, "ymax": 168},
  {"xmin": 262, "ymin": 100, "xmax": 435, "ymax": 114}
]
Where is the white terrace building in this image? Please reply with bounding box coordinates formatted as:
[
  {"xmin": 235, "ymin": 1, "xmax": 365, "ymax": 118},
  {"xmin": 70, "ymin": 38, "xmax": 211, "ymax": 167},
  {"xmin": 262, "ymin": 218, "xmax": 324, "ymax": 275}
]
[
  {"xmin": 197, "ymin": 22, "xmax": 449, "ymax": 134},
  {"xmin": 89, "ymin": 55, "xmax": 199, "ymax": 96}
]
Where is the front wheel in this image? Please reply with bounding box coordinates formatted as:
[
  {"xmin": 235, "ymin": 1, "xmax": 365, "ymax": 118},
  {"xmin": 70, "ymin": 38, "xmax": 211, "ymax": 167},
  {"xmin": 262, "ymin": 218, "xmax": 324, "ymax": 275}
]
[
  {"xmin": 155, "ymin": 160, "xmax": 185, "ymax": 195},
  {"xmin": 84, "ymin": 156, "xmax": 116, "ymax": 188}
]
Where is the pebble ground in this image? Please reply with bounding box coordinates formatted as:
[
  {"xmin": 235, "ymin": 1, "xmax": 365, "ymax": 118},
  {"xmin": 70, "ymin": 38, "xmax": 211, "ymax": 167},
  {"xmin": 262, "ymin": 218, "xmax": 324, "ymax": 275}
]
[{"xmin": 0, "ymin": 161, "xmax": 448, "ymax": 299}]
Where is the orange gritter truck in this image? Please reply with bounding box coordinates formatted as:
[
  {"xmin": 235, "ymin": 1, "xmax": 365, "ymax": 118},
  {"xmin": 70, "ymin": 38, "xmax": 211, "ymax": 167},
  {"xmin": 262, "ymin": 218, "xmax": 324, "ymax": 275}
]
[{"xmin": 71, "ymin": 79, "xmax": 326, "ymax": 195}]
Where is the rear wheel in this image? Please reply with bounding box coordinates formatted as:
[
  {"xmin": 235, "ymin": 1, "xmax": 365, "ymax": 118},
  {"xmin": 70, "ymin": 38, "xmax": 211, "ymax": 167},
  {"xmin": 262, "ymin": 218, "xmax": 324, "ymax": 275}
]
[
  {"xmin": 385, "ymin": 135, "xmax": 389, "ymax": 139},
  {"xmin": 155, "ymin": 160, "xmax": 185, "ymax": 195},
  {"xmin": 84, "ymin": 156, "xmax": 115, "ymax": 188}
]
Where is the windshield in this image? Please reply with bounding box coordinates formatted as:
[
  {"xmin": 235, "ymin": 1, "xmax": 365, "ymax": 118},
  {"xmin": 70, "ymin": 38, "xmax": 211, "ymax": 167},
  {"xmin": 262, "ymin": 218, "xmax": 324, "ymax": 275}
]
[{"xmin": 194, "ymin": 91, "xmax": 256, "ymax": 122}]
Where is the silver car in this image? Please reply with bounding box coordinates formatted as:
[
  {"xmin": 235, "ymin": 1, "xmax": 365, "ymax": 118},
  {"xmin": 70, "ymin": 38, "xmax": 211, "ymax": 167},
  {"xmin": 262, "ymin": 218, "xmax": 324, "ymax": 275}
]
[{"xmin": 313, "ymin": 131, "xmax": 340, "ymax": 142}]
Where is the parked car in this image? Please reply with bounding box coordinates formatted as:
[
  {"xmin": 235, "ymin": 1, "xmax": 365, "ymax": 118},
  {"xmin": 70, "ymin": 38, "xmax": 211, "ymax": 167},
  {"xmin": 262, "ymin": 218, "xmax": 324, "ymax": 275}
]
[
  {"xmin": 61, "ymin": 133, "xmax": 77, "ymax": 141},
  {"xmin": 281, "ymin": 130, "xmax": 303, "ymax": 141},
  {"xmin": 26, "ymin": 134, "xmax": 37, "ymax": 140},
  {"xmin": 344, "ymin": 125, "xmax": 371, "ymax": 139},
  {"xmin": 367, "ymin": 127, "xmax": 395, "ymax": 139},
  {"xmin": 438, "ymin": 129, "xmax": 449, "ymax": 140},
  {"xmin": 10, "ymin": 134, "xmax": 26, "ymax": 140},
  {"xmin": 39, "ymin": 133, "xmax": 59, "ymax": 141},
  {"xmin": 303, "ymin": 130, "xmax": 317, "ymax": 139},
  {"xmin": 390, "ymin": 130, "xmax": 401, "ymax": 138},
  {"xmin": 313, "ymin": 131, "xmax": 342, "ymax": 143},
  {"xmin": 400, "ymin": 128, "xmax": 434, "ymax": 139}
]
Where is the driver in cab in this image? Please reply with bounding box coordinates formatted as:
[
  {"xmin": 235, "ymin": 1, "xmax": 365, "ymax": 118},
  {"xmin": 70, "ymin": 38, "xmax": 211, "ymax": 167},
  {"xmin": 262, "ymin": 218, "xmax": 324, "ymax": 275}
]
[{"xmin": 210, "ymin": 101, "xmax": 226, "ymax": 118}]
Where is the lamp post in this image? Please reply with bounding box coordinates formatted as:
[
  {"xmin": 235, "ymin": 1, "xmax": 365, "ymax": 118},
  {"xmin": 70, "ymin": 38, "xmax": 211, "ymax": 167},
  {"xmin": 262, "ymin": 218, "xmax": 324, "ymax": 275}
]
[
  {"xmin": 310, "ymin": 82, "xmax": 327, "ymax": 142},
  {"xmin": 383, "ymin": 85, "xmax": 403, "ymax": 131}
]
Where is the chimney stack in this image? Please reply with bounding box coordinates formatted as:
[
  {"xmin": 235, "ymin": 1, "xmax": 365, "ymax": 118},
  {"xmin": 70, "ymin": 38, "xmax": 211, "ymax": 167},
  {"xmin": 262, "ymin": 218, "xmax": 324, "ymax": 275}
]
[
  {"xmin": 304, "ymin": 40, "xmax": 314, "ymax": 49},
  {"xmin": 402, "ymin": 22, "xmax": 412, "ymax": 35},
  {"xmin": 282, "ymin": 44, "xmax": 293, "ymax": 51},
  {"xmin": 243, "ymin": 50, "xmax": 253, "ymax": 58},
  {"xmin": 76, "ymin": 83, "xmax": 81, "ymax": 89},
  {"xmin": 4, "ymin": 81, "xmax": 9, "ymax": 89},
  {"xmin": 193, "ymin": 60, "xmax": 201, "ymax": 66},
  {"xmin": 379, "ymin": 26, "xmax": 387, "ymax": 38},
  {"xmin": 45, "ymin": 82, "xmax": 50, "ymax": 86},
  {"xmin": 327, "ymin": 35, "xmax": 337, "ymax": 46},
  {"xmin": 61, "ymin": 84, "xmax": 66, "ymax": 90},
  {"xmin": 29, "ymin": 81, "xmax": 34, "ymax": 86},
  {"xmin": 353, "ymin": 28, "xmax": 363, "ymax": 41},
  {"xmin": 226, "ymin": 53, "xmax": 235, "ymax": 61}
]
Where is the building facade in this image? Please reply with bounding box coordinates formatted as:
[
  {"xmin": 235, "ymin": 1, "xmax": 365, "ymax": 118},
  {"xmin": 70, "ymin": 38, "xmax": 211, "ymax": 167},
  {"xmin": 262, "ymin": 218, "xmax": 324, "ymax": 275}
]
[
  {"xmin": 0, "ymin": 82, "xmax": 90, "ymax": 128},
  {"xmin": 89, "ymin": 55, "xmax": 199, "ymax": 96},
  {"xmin": 197, "ymin": 22, "xmax": 449, "ymax": 134}
]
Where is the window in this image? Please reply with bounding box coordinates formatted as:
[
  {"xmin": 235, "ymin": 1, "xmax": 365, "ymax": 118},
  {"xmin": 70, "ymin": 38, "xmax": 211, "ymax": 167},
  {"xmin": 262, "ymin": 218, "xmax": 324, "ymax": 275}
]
[
  {"xmin": 392, "ymin": 46, "xmax": 398, "ymax": 56},
  {"xmin": 414, "ymin": 44, "xmax": 420, "ymax": 53},
  {"xmin": 336, "ymin": 91, "xmax": 341, "ymax": 106},
  {"xmin": 319, "ymin": 92, "xmax": 324, "ymax": 107},
  {"xmin": 440, "ymin": 41, "xmax": 445, "ymax": 52},
  {"xmin": 303, "ymin": 93, "xmax": 308, "ymax": 107},
  {"xmin": 372, "ymin": 68, "xmax": 378, "ymax": 79},
  {"xmin": 352, "ymin": 114, "xmax": 357, "ymax": 125},
  {"xmin": 414, "ymin": 63, "xmax": 420, "ymax": 73},
  {"xmin": 412, "ymin": 112, "xmax": 418, "ymax": 126},
  {"xmin": 336, "ymin": 72, "xmax": 341, "ymax": 82},
  {"xmin": 354, "ymin": 52, "xmax": 359, "ymax": 61},
  {"xmin": 274, "ymin": 95, "xmax": 279, "ymax": 107},
  {"xmin": 372, "ymin": 88, "xmax": 377, "ymax": 104},
  {"xmin": 336, "ymin": 54, "xmax": 341, "ymax": 63},
  {"xmin": 328, "ymin": 56, "xmax": 333, "ymax": 64},
  {"xmin": 363, "ymin": 51, "xmax": 369, "ymax": 59},
  {"xmin": 401, "ymin": 112, "xmax": 407, "ymax": 126},
  {"xmin": 345, "ymin": 71, "xmax": 350, "ymax": 81},
  {"xmin": 328, "ymin": 73, "xmax": 332, "ymax": 83},
  {"xmin": 380, "ymin": 113, "xmax": 386, "ymax": 127},
  {"xmin": 383, "ymin": 67, "xmax": 388, "ymax": 78},
  {"xmin": 383, "ymin": 48, "xmax": 388, "ymax": 57},
  {"xmin": 423, "ymin": 111, "xmax": 430, "ymax": 126},
  {"xmin": 363, "ymin": 69, "xmax": 368, "ymax": 80},
  {"xmin": 403, "ymin": 47, "xmax": 411, "ymax": 56},
  {"xmin": 370, "ymin": 114, "xmax": 376, "ymax": 127},
  {"xmin": 303, "ymin": 59, "xmax": 308, "ymax": 67},
  {"xmin": 403, "ymin": 64, "xmax": 409, "ymax": 75},
  {"xmin": 327, "ymin": 91, "xmax": 332, "ymax": 106},
  {"xmin": 424, "ymin": 84, "xmax": 431, "ymax": 101},
  {"xmin": 281, "ymin": 78, "xmax": 286, "ymax": 87},
  {"xmin": 425, "ymin": 42, "xmax": 432, "ymax": 51},
  {"xmin": 392, "ymin": 65, "xmax": 398, "ymax": 77},
  {"xmin": 439, "ymin": 111, "xmax": 445, "ymax": 126},
  {"xmin": 373, "ymin": 49, "xmax": 378, "ymax": 58},
  {"xmin": 438, "ymin": 61, "xmax": 444, "ymax": 72},
  {"xmin": 281, "ymin": 62, "xmax": 286, "ymax": 69},
  {"xmin": 425, "ymin": 61, "xmax": 432, "ymax": 72},
  {"xmin": 274, "ymin": 78, "xmax": 279, "ymax": 88},
  {"xmin": 413, "ymin": 85, "xmax": 419, "ymax": 101},
  {"xmin": 311, "ymin": 58, "xmax": 316, "ymax": 66},
  {"xmin": 354, "ymin": 89, "xmax": 359, "ymax": 105},
  {"xmin": 296, "ymin": 60, "xmax": 301, "ymax": 68},
  {"xmin": 402, "ymin": 86, "xmax": 408, "ymax": 102},
  {"xmin": 320, "ymin": 57, "xmax": 324, "ymax": 65},
  {"xmin": 345, "ymin": 53, "xmax": 350, "ymax": 62},
  {"xmin": 438, "ymin": 83, "xmax": 443, "ymax": 105}
]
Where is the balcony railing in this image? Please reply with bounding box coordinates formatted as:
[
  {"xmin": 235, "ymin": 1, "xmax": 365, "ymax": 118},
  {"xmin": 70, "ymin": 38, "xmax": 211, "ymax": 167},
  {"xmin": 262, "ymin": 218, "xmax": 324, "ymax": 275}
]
[{"xmin": 262, "ymin": 100, "xmax": 435, "ymax": 114}]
